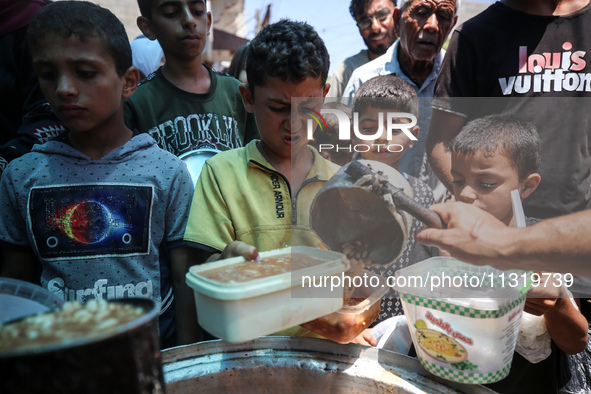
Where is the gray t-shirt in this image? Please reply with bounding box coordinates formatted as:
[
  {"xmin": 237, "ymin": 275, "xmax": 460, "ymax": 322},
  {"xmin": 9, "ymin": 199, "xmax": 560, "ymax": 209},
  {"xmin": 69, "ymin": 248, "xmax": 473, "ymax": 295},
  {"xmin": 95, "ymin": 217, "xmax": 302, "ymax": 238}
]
[{"xmin": 0, "ymin": 133, "xmax": 194, "ymax": 341}]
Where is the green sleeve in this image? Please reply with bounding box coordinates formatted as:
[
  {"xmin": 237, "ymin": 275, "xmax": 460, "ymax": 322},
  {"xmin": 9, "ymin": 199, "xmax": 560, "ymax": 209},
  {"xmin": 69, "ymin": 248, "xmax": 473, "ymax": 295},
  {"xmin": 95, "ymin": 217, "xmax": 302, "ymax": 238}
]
[
  {"xmin": 123, "ymin": 98, "xmax": 138, "ymax": 131},
  {"xmin": 243, "ymin": 111, "xmax": 260, "ymax": 144}
]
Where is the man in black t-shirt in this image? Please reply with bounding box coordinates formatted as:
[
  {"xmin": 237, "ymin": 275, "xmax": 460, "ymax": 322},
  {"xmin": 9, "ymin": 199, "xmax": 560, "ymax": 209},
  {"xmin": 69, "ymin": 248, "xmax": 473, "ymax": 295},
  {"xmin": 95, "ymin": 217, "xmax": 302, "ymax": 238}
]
[{"xmin": 427, "ymin": 0, "xmax": 591, "ymax": 220}]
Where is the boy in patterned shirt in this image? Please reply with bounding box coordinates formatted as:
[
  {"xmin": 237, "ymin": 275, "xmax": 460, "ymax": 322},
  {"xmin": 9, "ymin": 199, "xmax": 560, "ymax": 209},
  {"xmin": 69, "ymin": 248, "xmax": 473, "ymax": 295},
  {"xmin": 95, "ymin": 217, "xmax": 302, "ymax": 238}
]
[{"xmin": 0, "ymin": 1, "xmax": 198, "ymax": 348}]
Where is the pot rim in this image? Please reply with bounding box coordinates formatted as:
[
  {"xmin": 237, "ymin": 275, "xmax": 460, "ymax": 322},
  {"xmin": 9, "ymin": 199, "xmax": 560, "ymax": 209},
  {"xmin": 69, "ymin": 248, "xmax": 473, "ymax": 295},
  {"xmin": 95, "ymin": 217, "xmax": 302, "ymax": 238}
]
[
  {"xmin": 0, "ymin": 297, "xmax": 159, "ymax": 358},
  {"xmin": 162, "ymin": 337, "xmax": 497, "ymax": 394}
]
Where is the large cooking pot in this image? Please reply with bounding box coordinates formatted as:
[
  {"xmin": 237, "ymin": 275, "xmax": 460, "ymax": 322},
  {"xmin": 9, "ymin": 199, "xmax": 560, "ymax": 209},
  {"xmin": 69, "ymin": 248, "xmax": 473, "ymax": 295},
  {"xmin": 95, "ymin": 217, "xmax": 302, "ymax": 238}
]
[
  {"xmin": 0, "ymin": 298, "xmax": 164, "ymax": 394},
  {"xmin": 163, "ymin": 337, "xmax": 496, "ymax": 393}
]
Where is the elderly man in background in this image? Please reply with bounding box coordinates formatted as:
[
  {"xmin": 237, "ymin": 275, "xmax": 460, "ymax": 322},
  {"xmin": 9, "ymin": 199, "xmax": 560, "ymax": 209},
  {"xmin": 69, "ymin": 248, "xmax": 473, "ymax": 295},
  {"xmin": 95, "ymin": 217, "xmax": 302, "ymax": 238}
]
[
  {"xmin": 344, "ymin": 0, "xmax": 458, "ymax": 198},
  {"xmin": 327, "ymin": 0, "xmax": 397, "ymax": 98}
]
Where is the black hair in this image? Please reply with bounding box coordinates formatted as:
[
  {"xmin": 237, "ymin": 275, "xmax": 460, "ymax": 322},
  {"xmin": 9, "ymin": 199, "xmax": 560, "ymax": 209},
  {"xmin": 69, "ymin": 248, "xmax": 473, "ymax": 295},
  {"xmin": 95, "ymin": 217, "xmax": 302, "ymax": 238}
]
[
  {"xmin": 137, "ymin": 0, "xmax": 208, "ymax": 20},
  {"xmin": 28, "ymin": 1, "xmax": 132, "ymax": 76},
  {"xmin": 449, "ymin": 114, "xmax": 541, "ymax": 181},
  {"xmin": 349, "ymin": 0, "xmax": 396, "ymax": 20},
  {"xmin": 316, "ymin": 101, "xmax": 353, "ymax": 138},
  {"xmin": 137, "ymin": 0, "xmax": 152, "ymax": 19},
  {"xmin": 352, "ymin": 74, "xmax": 418, "ymax": 116},
  {"xmin": 245, "ymin": 19, "xmax": 329, "ymax": 94}
]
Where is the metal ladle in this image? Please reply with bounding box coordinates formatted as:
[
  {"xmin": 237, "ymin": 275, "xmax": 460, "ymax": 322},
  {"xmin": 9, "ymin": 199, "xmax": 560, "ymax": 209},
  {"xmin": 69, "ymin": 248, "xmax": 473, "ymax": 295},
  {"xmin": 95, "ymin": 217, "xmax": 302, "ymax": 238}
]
[
  {"xmin": 344, "ymin": 160, "xmax": 445, "ymax": 230},
  {"xmin": 310, "ymin": 159, "xmax": 444, "ymax": 266}
]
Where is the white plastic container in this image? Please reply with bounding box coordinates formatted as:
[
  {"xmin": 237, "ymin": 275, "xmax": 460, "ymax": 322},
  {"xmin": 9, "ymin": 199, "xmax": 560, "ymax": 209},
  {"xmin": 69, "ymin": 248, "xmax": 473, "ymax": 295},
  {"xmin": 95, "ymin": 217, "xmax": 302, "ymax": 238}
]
[
  {"xmin": 393, "ymin": 257, "xmax": 531, "ymax": 385},
  {"xmin": 186, "ymin": 246, "xmax": 349, "ymax": 343}
]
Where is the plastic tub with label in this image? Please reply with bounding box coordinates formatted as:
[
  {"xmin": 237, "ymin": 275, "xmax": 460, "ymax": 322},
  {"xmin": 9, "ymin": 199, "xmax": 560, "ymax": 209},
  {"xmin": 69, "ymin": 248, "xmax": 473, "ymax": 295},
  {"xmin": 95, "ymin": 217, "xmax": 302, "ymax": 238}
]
[
  {"xmin": 186, "ymin": 246, "xmax": 349, "ymax": 343},
  {"xmin": 393, "ymin": 257, "xmax": 531, "ymax": 385}
]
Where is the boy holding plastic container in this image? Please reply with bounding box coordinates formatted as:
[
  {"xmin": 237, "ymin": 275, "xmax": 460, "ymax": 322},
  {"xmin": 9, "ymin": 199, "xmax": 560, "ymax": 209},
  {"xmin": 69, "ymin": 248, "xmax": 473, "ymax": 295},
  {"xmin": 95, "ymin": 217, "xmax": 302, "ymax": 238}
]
[
  {"xmin": 183, "ymin": 20, "xmax": 374, "ymax": 342},
  {"xmin": 449, "ymin": 114, "xmax": 587, "ymax": 392},
  {"xmin": 184, "ymin": 18, "xmax": 334, "ymax": 267}
]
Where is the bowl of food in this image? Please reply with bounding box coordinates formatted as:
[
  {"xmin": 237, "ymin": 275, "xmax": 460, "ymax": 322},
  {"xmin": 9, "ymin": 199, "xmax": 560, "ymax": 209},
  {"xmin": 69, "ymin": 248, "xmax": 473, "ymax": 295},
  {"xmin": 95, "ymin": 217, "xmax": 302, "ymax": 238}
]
[
  {"xmin": 394, "ymin": 257, "xmax": 531, "ymax": 385},
  {"xmin": 0, "ymin": 298, "xmax": 164, "ymax": 393},
  {"xmin": 301, "ymin": 270, "xmax": 387, "ymax": 343},
  {"xmin": 186, "ymin": 246, "xmax": 349, "ymax": 343}
]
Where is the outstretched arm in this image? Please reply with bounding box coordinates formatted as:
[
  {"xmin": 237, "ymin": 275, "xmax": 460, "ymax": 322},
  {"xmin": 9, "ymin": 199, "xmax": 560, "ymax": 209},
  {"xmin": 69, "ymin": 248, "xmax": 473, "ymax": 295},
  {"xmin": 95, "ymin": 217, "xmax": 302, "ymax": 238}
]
[
  {"xmin": 525, "ymin": 280, "xmax": 588, "ymax": 355},
  {"xmin": 416, "ymin": 202, "xmax": 591, "ymax": 276},
  {"xmin": 542, "ymin": 295, "xmax": 588, "ymax": 354}
]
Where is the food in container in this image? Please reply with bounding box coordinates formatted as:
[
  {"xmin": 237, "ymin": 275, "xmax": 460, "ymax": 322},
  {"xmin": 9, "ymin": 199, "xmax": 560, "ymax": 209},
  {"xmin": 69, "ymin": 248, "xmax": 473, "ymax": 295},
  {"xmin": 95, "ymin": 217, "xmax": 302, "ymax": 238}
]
[
  {"xmin": 198, "ymin": 251, "xmax": 327, "ymax": 283},
  {"xmin": 301, "ymin": 270, "xmax": 388, "ymax": 343},
  {"xmin": 394, "ymin": 257, "xmax": 531, "ymax": 385},
  {"xmin": 0, "ymin": 299, "xmax": 144, "ymax": 351},
  {"xmin": 186, "ymin": 246, "xmax": 349, "ymax": 343},
  {"xmin": 0, "ymin": 298, "xmax": 164, "ymax": 394},
  {"xmin": 310, "ymin": 160, "xmax": 414, "ymax": 267}
]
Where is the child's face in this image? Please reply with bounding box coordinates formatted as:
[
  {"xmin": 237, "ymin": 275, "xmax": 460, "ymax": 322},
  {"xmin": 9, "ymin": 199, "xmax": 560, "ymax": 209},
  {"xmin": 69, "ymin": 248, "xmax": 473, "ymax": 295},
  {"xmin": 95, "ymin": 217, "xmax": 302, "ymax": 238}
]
[
  {"xmin": 139, "ymin": 0, "xmax": 211, "ymax": 60},
  {"xmin": 31, "ymin": 34, "xmax": 137, "ymax": 135},
  {"xmin": 240, "ymin": 76, "xmax": 329, "ymax": 162},
  {"xmin": 451, "ymin": 150, "xmax": 539, "ymax": 226},
  {"xmin": 354, "ymin": 105, "xmax": 418, "ymax": 169}
]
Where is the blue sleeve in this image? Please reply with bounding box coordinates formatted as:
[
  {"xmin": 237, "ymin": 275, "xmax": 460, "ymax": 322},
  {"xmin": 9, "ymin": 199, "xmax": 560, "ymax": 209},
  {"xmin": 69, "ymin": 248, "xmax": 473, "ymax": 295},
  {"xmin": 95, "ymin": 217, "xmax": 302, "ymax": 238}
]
[{"xmin": 0, "ymin": 163, "xmax": 30, "ymax": 248}]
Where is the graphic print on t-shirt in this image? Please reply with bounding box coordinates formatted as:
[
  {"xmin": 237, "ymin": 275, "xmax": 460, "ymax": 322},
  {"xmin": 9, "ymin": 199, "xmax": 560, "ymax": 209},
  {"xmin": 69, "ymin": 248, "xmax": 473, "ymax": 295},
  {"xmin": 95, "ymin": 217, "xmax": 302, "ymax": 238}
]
[
  {"xmin": 29, "ymin": 184, "xmax": 153, "ymax": 260},
  {"xmin": 499, "ymin": 42, "xmax": 590, "ymax": 95},
  {"xmin": 147, "ymin": 113, "xmax": 242, "ymax": 155}
]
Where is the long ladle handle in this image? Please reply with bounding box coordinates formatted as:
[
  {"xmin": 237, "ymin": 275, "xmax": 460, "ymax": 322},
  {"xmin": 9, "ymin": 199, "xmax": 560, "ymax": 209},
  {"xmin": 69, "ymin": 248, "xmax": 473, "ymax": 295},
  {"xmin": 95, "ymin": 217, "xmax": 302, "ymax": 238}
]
[
  {"xmin": 345, "ymin": 160, "xmax": 446, "ymax": 229},
  {"xmin": 388, "ymin": 188, "xmax": 446, "ymax": 229}
]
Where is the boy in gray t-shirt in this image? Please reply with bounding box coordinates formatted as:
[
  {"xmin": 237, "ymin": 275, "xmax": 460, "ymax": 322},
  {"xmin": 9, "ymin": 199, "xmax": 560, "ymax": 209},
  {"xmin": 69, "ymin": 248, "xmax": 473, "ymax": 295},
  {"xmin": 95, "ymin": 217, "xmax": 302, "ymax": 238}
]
[{"xmin": 0, "ymin": 1, "xmax": 197, "ymax": 348}]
